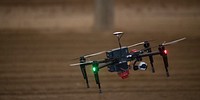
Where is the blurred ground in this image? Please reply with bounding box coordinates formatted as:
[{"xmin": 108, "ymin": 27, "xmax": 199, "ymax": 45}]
[{"xmin": 0, "ymin": 0, "xmax": 200, "ymax": 100}]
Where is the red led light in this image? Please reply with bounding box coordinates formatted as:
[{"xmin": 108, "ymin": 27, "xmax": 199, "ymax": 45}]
[
  {"xmin": 164, "ymin": 50, "xmax": 168, "ymax": 54},
  {"xmin": 118, "ymin": 70, "xmax": 129, "ymax": 79}
]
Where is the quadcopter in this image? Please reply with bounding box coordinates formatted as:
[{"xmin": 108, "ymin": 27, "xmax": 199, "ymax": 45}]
[{"xmin": 70, "ymin": 32, "xmax": 186, "ymax": 93}]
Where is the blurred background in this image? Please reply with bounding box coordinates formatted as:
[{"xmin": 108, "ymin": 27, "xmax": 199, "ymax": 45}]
[{"xmin": 0, "ymin": 0, "xmax": 199, "ymax": 100}]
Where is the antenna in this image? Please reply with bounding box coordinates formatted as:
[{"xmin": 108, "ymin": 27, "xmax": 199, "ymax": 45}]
[{"xmin": 113, "ymin": 32, "xmax": 124, "ymax": 48}]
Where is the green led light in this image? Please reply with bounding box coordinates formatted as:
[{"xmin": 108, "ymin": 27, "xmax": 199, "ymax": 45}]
[
  {"xmin": 92, "ymin": 67, "xmax": 96, "ymax": 72},
  {"xmin": 92, "ymin": 61, "xmax": 99, "ymax": 73}
]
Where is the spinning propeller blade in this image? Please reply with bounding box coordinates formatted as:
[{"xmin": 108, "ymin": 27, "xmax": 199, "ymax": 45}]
[
  {"xmin": 140, "ymin": 37, "xmax": 186, "ymax": 52},
  {"xmin": 70, "ymin": 61, "xmax": 93, "ymax": 66},
  {"xmin": 84, "ymin": 51, "xmax": 106, "ymax": 58},
  {"xmin": 162, "ymin": 37, "xmax": 186, "ymax": 46},
  {"xmin": 84, "ymin": 41, "xmax": 150, "ymax": 59},
  {"xmin": 128, "ymin": 39, "xmax": 156, "ymax": 48},
  {"xmin": 128, "ymin": 42, "xmax": 145, "ymax": 48},
  {"xmin": 72, "ymin": 39, "xmax": 156, "ymax": 60}
]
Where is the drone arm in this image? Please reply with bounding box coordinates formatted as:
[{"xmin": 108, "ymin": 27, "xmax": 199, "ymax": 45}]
[
  {"xmin": 94, "ymin": 61, "xmax": 114, "ymax": 93},
  {"xmin": 80, "ymin": 65, "xmax": 89, "ymax": 88},
  {"xmin": 80, "ymin": 57, "xmax": 90, "ymax": 88},
  {"xmin": 139, "ymin": 46, "xmax": 170, "ymax": 77},
  {"xmin": 92, "ymin": 61, "xmax": 102, "ymax": 93},
  {"xmin": 99, "ymin": 61, "xmax": 114, "ymax": 69},
  {"xmin": 144, "ymin": 41, "xmax": 155, "ymax": 73},
  {"xmin": 93, "ymin": 59, "xmax": 116, "ymax": 93},
  {"xmin": 158, "ymin": 45, "xmax": 169, "ymax": 77},
  {"xmin": 139, "ymin": 51, "xmax": 160, "ymax": 58},
  {"xmin": 149, "ymin": 55, "xmax": 155, "ymax": 72},
  {"xmin": 162, "ymin": 54, "xmax": 169, "ymax": 77},
  {"xmin": 94, "ymin": 72, "xmax": 101, "ymax": 93}
]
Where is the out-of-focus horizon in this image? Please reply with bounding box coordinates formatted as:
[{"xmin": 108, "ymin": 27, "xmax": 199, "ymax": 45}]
[{"xmin": 0, "ymin": 0, "xmax": 199, "ymax": 36}]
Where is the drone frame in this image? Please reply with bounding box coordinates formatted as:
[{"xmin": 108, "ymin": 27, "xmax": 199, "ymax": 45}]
[{"xmin": 70, "ymin": 33, "xmax": 186, "ymax": 93}]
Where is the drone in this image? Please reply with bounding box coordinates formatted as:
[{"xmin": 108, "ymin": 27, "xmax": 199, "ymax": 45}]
[{"xmin": 70, "ymin": 32, "xmax": 186, "ymax": 93}]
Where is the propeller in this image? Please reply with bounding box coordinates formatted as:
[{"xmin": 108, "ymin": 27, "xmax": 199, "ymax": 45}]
[
  {"xmin": 84, "ymin": 51, "xmax": 106, "ymax": 58},
  {"xmin": 71, "ymin": 41, "xmax": 149, "ymax": 61},
  {"xmin": 140, "ymin": 37, "xmax": 186, "ymax": 52},
  {"xmin": 70, "ymin": 61, "xmax": 93, "ymax": 66},
  {"xmin": 128, "ymin": 39, "xmax": 156, "ymax": 49},
  {"xmin": 70, "ymin": 58, "xmax": 113, "ymax": 67},
  {"xmin": 128, "ymin": 42, "xmax": 145, "ymax": 48},
  {"xmin": 162, "ymin": 37, "xmax": 186, "ymax": 46}
]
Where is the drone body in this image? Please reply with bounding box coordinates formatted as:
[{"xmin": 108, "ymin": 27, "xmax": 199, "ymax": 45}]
[
  {"xmin": 106, "ymin": 47, "xmax": 129, "ymax": 72},
  {"xmin": 70, "ymin": 32, "xmax": 186, "ymax": 93}
]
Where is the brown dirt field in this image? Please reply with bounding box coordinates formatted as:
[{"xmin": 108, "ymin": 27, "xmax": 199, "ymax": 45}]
[
  {"xmin": 0, "ymin": 1, "xmax": 200, "ymax": 100},
  {"xmin": 0, "ymin": 31, "xmax": 199, "ymax": 100}
]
